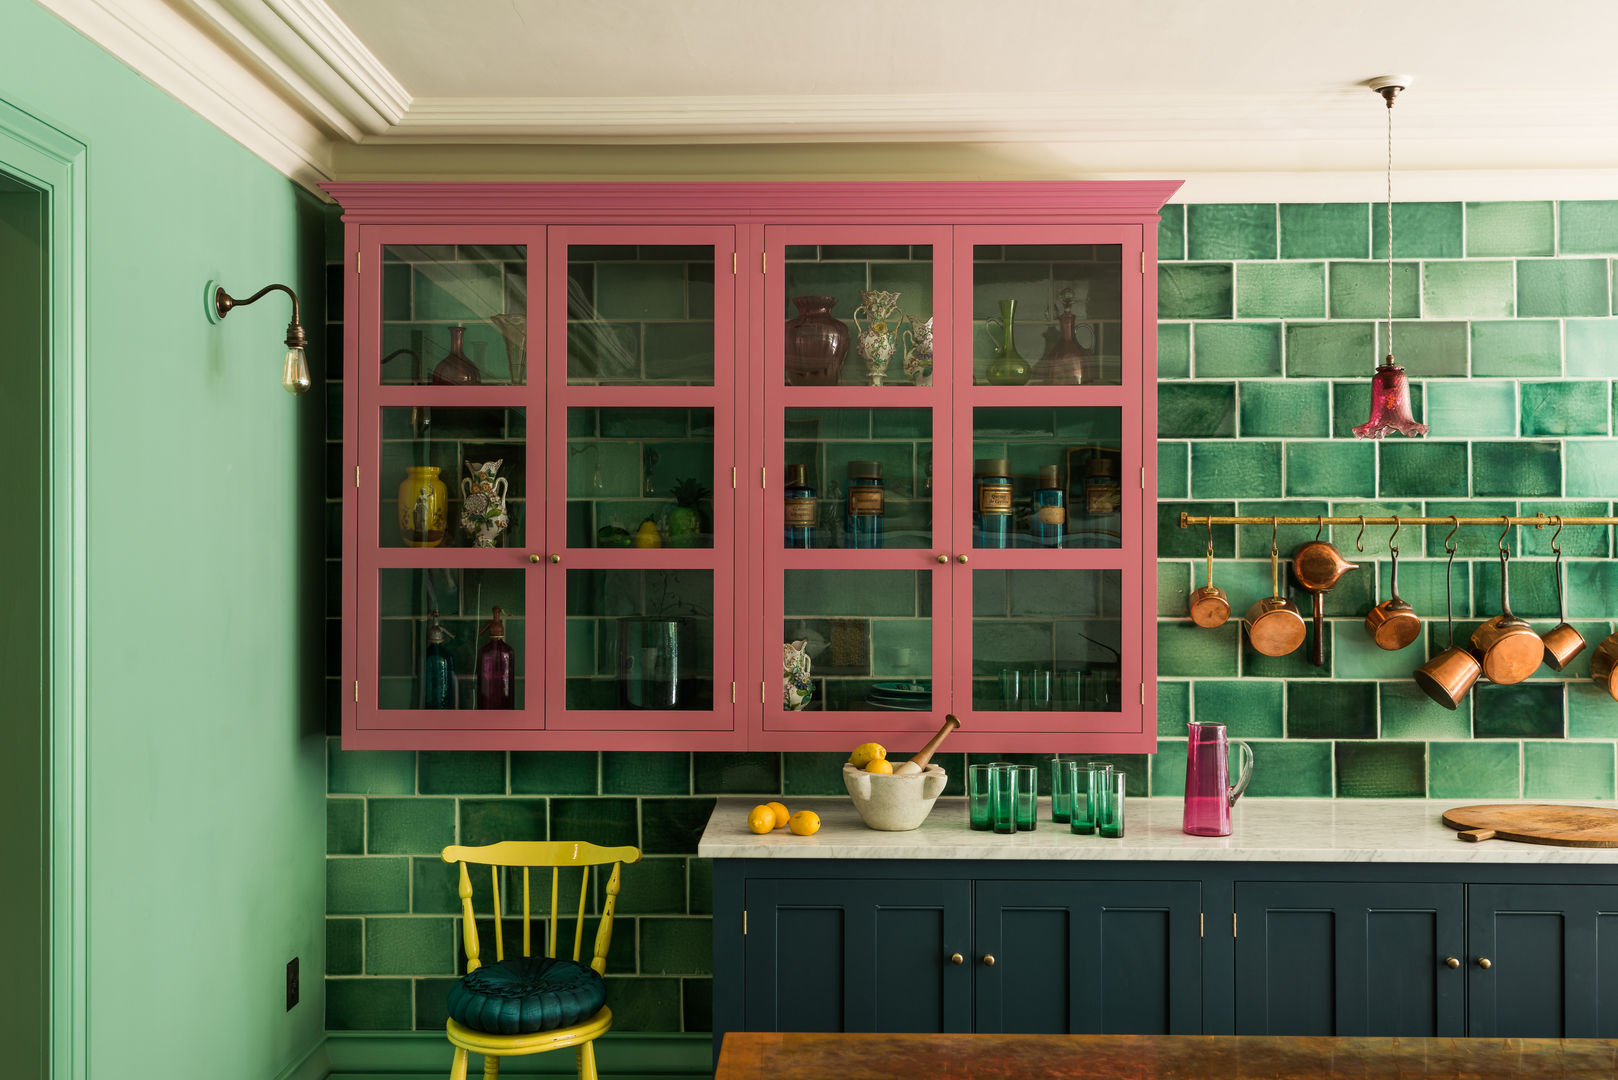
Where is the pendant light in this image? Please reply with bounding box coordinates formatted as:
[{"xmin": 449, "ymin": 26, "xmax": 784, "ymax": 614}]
[{"xmin": 1353, "ymin": 76, "xmax": 1429, "ymax": 439}]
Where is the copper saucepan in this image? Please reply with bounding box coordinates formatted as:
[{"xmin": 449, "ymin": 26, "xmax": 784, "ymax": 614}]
[
  {"xmin": 1365, "ymin": 520, "xmax": 1421, "ymax": 651},
  {"xmin": 1541, "ymin": 516, "xmax": 1587, "ymax": 672},
  {"xmin": 1245, "ymin": 523, "xmax": 1306, "ymax": 657},
  {"xmin": 1592, "ymin": 633, "xmax": 1618, "ymax": 702},
  {"xmin": 1188, "ymin": 520, "xmax": 1230, "ymax": 628},
  {"xmin": 1470, "ymin": 542, "xmax": 1543, "ymax": 686},
  {"xmin": 1293, "ymin": 525, "xmax": 1359, "ymax": 667},
  {"xmin": 1413, "ymin": 523, "xmax": 1482, "ymax": 710}
]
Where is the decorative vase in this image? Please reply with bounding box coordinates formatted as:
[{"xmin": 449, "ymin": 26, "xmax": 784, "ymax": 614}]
[
  {"xmin": 459, "ymin": 459, "xmax": 511, "ymax": 548},
  {"xmin": 430, "ymin": 325, "xmax": 482, "ymax": 386},
  {"xmin": 984, "ymin": 299, "xmax": 1030, "ymax": 385},
  {"xmin": 398, "ymin": 466, "xmax": 449, "ymax": 548},
  {"xmin": 901, "ymin": 314, "xmax": 934, "ymax": 387},
  {"xmin": 783, "ymin": 296, "xmax": 851, "ymax": 386},
  {"xmin": 851, "ymin": 289, "xmax": 901, "ymax": 387},
  {"xmin": 475, "ymin": 607, "xmax": 516, "ymax": 709},
  {"xmin": 620, "ymin": 618, "xmax": 683, "ymax": 709},
  {"xmin": 783, "ymin": 640, "xmax": 814, "ymax": 710},
  {"xmin": 1032, "ymin": 312, "xmax": 1091, "ymax": 385},
  {"xmin": 490, "ymin": 313, "xmax": 526, "ymax": 385}
]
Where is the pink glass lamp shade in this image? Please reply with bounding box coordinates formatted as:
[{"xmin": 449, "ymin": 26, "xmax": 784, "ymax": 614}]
[{"xmin": 1352, "ymin": 358, "xmax": 1428, "ymax": 439}]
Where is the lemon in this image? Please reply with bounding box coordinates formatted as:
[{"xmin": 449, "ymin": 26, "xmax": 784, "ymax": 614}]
[
  {"xmin": 848, "ymin": 741, "xmax": 887, "ymax": 768},
  {"xmin": 747, "ymin": 805, "xmax": 776, "ymax": 834},
  {"xmin": 864, "ymin": 757, "xmax": 894, "ymax": 775},
  {"xmin": 766, "ymin": 801, "xmax": 791, "ymax": 829},
  {"xmin": 789, "ymin": 810, "xmax": 821, "ymax": 836}
]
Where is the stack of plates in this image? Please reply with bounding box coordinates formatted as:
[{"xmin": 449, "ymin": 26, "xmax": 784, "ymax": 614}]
[{"xmin": 867, "ymin": 681, "xmax": 932, "ymax": 711}]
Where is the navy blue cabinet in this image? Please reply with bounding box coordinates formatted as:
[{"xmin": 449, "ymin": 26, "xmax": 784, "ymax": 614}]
[{"xmin": 1467, "ymin": 885, "xmax": 1618, "ymax": 1037}]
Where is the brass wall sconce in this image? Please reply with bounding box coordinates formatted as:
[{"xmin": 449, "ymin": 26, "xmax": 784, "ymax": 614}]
[{"xmin": 204, "ymin": 279, "xmax": 311, "ymax": 395}]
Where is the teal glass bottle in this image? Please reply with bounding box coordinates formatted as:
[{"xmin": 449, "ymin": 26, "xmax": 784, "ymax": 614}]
[
  {"xmin": 974, "ymin": 458, "xmax": 1012, "ymax": 548},
  {"xmin": 784, "ymin": 463, "xmax": 818, "ymax": 548},
  {"xmin": 1031, "ymin": 464, "xmax": 1066, "ymax": 548},
  {"xmin": 845, "ymin": 460, "xmax": 884, "ymax": 549},
  {"xmin": 421, "ymin": 610, "xmax": 457, "ymax": 709}
]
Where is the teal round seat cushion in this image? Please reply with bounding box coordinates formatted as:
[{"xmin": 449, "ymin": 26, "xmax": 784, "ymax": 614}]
[{"xmin": 446, "ymin": 955, "xmax": 606, "ymax": 1035}]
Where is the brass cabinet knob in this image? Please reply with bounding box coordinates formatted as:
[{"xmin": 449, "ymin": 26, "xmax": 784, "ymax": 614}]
[
  {"xmin": 950, "ymin": 953, "xmax": 963, "ymax": 965},
  {"xmin": 937, "ymin": 554, "xmax": 949, "ymax": 564},
  {"xmin": 957, "ymin": 554, "xmax": 969, "ymax": 564},
  {"xmin": 982, "ymin": 954, "xmax": 995, "ymax": 966},
  {"xmin": 1478, "ymin": 957, "xmax": 1492, "ymax": 969},
  {"xmin": 529, "ymin": 553, "xmax": 541, "ymax": 563},
  {"xmin": 550, "ymin": 554, "xmax": 562, "ymax": 564},
  {"xmin": 1444, "ymin": 957, "xmax": 1460, "ymax": 969}
]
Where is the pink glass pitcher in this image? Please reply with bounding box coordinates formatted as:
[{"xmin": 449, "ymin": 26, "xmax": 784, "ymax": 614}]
[{"xmin": 1183, "ymin": 720, "xmax": 1254, "ymax": 836}]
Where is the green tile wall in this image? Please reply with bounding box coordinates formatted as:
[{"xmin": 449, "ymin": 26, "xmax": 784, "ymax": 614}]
[{"xmin": 326, "ymin": 200, "xmax": 1618, "ymax": 1036}]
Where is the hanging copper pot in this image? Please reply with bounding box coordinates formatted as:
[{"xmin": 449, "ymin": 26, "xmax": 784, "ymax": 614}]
[
  {"xmin": 1364, "ymin": 521, "xmax": 1421, "ymax": 651},
  {"xmin": 1245, "ymin": 524, "xmax": 1306, "ymax": 657},
  {"xmin": 1592, "ymin": 634, "xmax": 1618, "ymax": 702},
  {"xmin": 1292, "ymin": 526, "xmax": 1359, "ymax": 667},
  {"xmin": 1469, "ymin": 542, "xmax": 1543, "ymax": 686},
  {"xmin": 1413, "ymin": 523, "xmax": 1482, "ymax": 711},
  {"xmin": 1541, "ymin": 517, "xmax": 1587, "ymax": 671},
  {"xmin": 1188, "ymin": 519, "xmax": 1230, "ymax": 628}
]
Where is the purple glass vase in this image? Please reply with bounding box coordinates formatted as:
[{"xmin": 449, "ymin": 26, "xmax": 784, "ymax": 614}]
[
  {"xmin": 784, "ymin": 295, "xmax": 851, "ymax": 386},
  {"xmin": 475, "ymin": 606, "xmax": 515, "ymax": 709}
]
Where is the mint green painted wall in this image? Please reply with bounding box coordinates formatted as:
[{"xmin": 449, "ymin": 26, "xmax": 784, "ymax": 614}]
[{"xmin": 1, "ymin": 4, "xmax": 328, "ymax": 1076}]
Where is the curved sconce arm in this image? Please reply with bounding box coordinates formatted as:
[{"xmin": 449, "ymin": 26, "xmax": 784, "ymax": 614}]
[{"xmin": 206, "ymin": 279, "xmax": 311, "ymax": 394}]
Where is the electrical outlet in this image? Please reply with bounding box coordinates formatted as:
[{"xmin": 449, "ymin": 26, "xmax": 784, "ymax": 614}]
[{"xmin": 286, "ymin": 957, "xmax": 299, "ymax": 1011}]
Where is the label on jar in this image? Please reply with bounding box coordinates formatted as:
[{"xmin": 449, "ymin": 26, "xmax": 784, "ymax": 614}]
[
  {"xmin": 1086, "ymin": 484, "xmax": 1121, "ymax": 515},
  {"xmin": 1036, "ymin": 505, "xmax": 1067, "ymax": 526},
  {"xmin": 847, "ymin": 488, "xmax": 885, "ymax": 516},
  {"xmin": 978, "ymin": 485, "xmax": 1013, "ymax": 515},
  {"xmin": 784, "ymin": 498, "xmax": 819, "ymax": 527}
]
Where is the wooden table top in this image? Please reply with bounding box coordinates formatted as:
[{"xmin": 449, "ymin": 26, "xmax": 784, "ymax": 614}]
[{"xmin": 714, "ymin": 1032, "xmax": 1618, "ymax": 1079}]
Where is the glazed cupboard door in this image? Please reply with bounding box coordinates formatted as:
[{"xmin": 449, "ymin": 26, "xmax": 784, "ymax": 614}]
[
  {"xmin": 542, "ymin": 227, "xmax": 739, "ymax": 742},
  {"xmin": 758, "ymin": 226, "xmax": 956, "ymax": 745},
  {"xmin": 351, "ymin": 226, "xmax": 545, "ymax": 746},
  {"xmin": 949, "ymin": 227, "xmax": 1151, "ymax": 750}
]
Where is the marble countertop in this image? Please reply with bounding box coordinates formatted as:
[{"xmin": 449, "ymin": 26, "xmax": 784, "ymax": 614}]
[{"xmin": 698, "ymin": 797, "xmax": 1618, "ymax": 864}]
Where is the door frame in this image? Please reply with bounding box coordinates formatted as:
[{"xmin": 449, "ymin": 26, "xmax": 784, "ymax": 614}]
[{"xmin": 0, "ymin": 95, "xmax": 88, "ymax": 1080}]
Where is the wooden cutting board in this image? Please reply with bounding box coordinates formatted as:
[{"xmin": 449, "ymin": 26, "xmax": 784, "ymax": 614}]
[{"xmin": 1442, "ymin": 803, "xmax": 1618, "ymax": 846}]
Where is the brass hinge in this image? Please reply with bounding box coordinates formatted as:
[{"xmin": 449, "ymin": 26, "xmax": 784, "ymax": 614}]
[
  {"xmin": 1232, "ymin": 913, "xmax": 1238, "ymax": 938},
  {"xmin": 731, "ymin": 252, "xmax": 737, "ymax": 275},
  {"xmin": 1140, "ymin": 251, "xmax": 1145, "ymax": 273},
  {"xmin": 743, "ymin": 910, "xmax": 748, "ymax": 936},
  {"xmin": 355, "ymin": 465, "xmax": 360, "ymax": 488},
  {"xmin": 761, "ymin": 252, "xmax": 767, "ymax": 274},
  {"xmin": 731, "ymin": 466, "xmax": 737, "ymax": 489},
  {"xmin": 760, "ymin": 466, "xmax": 767, "ymax": 489},
  {"xmin": 1200, "ymin": 912, "xmax": 1204, "ymax": 938},
  {"xmin": 731, "ymin": 681, "xmax": 737, "ymax": 704},
  {"xmin": 357, "ymin": 251, "xmax": 362, "ymax": 274},
  {"xmin": 1140, "ymin": 467, "xmax": 1146, "ymax": 490},
  {"xmin": 353, "ymin": 680, "xmax": 359, "ymax": 703},
  {"xmin": 760, "ymin": 682, "xmax": 766, "ymax": 704},
  {"xmin": 1140, "ymin": 684, "xmax": 1146, "ymax": 706}
]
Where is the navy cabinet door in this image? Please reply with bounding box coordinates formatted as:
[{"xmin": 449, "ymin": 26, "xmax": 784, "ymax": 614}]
[
  {"xmin": 1233, "ymin": 882, "xmax": 1465, "ymax": 1037},
  {"xmin": 742, "ymin": 878, "xmax": 972, "ymax": 1034},
  {"xmin": 972, "ymin": 881, "xmax": 1202, "ymax": 1035},
  {"xmin": 1467, "ymin": 884, "xmax": 1618, "ymax": 1037}
]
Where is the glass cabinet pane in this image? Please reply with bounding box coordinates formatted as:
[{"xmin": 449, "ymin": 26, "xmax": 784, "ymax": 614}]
[
  {"xmin": 971, "ymin": 406, "xmax": 1122, "ymax": 549},
  {"xmin": 381, "ymin": 245, "xmax": 527, "ymax": 386},
  {"xmin": 566, "ymin": 245, "xmax": 715, "ymax": 385},
  {"xmin": 567, "ymin": 407, "xmax": 714, "ymax": 549},
  {"xmin": 784, "ymin": 408, "xmax": 932, "ymax": 549},
  {"xmin": 782, "ymin": 245, "xmax": 934, "ymax": 388},
  {"xmin": 783, "ymin": 569, "xmax": 932, "ymax": 711},
  {"xmin": 565, "ymin": 570, "xmax": 715, "ymax": 710},
  {"xmin": 378, "ymin": 568, "xmax": 526, "ymax": 709},
  {"xmin": 972, "ymin": 569, "xmax": 1121, "ymax": 712},
  {"xmin": 970, "ymin": 244, "xmax": 1123, "ymax": 386},
  {"xmin": 381, "ymin": 406, "xmax": 526, "ymax": 549}
]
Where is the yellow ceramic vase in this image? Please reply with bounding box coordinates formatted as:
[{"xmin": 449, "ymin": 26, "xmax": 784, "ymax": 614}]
[{"xmin": 398, "ymin": 466, "xmax": 449, "ymax": 547}]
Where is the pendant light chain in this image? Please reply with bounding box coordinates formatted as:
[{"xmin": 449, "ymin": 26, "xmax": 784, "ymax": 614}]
[{"xmin": 1385, "ymin": 91, "xmax": 1395, "ymax": 362}]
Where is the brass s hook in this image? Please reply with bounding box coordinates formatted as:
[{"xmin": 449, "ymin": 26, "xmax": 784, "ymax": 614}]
[
  {"xmin": 1206, "ymin": 517, "xmax": 1215, "ymax": 558},
  {"xmin": 1356, "ymin": 516, "xmax": 1367, "ymax": 553},
  {"xmin": 1445, "ymin": 515, "xmax": 1460, "ymax": 555},
  {"xmin": 1551, "ymin": 515, "xmax": 1564, "ymax": 556},
  {"xmin": 1271, "ymin": 517, "xmax": 1279, "ymax": 557},
  {"xmin": 1389, "ymin": 515, "xmax": 1401, "ymax": 556},
  {"xmin": 1498, "ymin": 514, "xmax": 1512, "ymax": 557},
  {"xmin": 1316, "ymin": 516, "xmax": 1325, "ymax": 542}
]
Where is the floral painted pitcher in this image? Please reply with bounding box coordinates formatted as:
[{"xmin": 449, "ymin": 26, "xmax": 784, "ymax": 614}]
[
  {"xmin": 850, "ymin": 289, "xmax": 901, "ymax": 387},
  {"xmin": 460, "ymin": 459, "xmax": 511, "ymax": 547},
  {"xmin": 783, "ymin": 639, "xmax": 814, "ymax": 710},
  {"xmin": 901, "ymin": 314, "xmax": 934, "ymax": 386}
]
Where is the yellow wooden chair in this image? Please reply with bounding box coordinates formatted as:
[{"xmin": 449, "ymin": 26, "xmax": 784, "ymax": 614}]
[{"xmin": 440, "ymin": 840, "xmax": 641, "ymax": 1080}]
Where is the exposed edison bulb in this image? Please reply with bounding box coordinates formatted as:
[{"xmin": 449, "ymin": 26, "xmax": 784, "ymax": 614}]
[{"xmin": 282, "ymin": 346, "xmax": 311, "ymax": 395}]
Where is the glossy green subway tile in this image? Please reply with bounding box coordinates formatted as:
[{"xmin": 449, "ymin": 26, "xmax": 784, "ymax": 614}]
[
  {"xmin": 1280, "ymin": 204, "xmax": 1369, "ymax": 259},
  {"xmin": 689, "ymin": 857, "xmax": 714, "ymax": 915},
  {"xmin": 1157, "ymin": 621, "xmax": 1239, "ymax": 678},
  {"xmin": 1204, "ymin": 559, "xmax": 1271, "ymax": 606},
  {"xmin": 1159, "ymin": 561, "xmax": 1191, "ymax": 617},
  {"xmin": 1242, "ymin": 632, "xmax": 1331, "ymax": 679},
  {"xmin": 1286, "ymin": 322, "xmax": 1377, "ymax": 378},
  {"xmin": 1561, "ymin": 200, "xmax": 1618, "ymax": 254},
  {"xmin": 783, "ymin": 752, "xmax": 855, "ymax": 796},
  {"xmin": 595, "ymin": 262, "xmax": 689, "ymax": 320},
  {"xmin": 1517, "ymin": 503, "xmax": 1612, "ymax": 557},
  {"xmin": 1159, "ymin": 442, "xmax": 1189, "ymax": 498},
  {"xmin": 1335, "ymin": 742, "xmax": 1424, "ymax": 797},
  {"xmin": 1244, "ymin": 741, "xmax": 1333, "ymax": 797},
  {"xmin": 1520, "ymin": 381, "xmax": 1611, "ymax": 436},
  {"xmin": 1326, "ymin": 502, "xmax": 1425, "ymax": 559},
  {"xmin": 329, "ymin": 740, "xmax": 416, "ymax": 795},
  {"xmin": 1467, "ymin": 202, "xmax": 1555, "ymax": 256},
  {"xmin": 327, "ymin": 857, "xmax": 410, "ymax": 915},
  {"xmin": 381, "ymin": 263, "xmax": 411, "ymax": 321},
  {"xmin": 1235, "ymin": 264, "xmax": 1325, "ymax": 319},
  {"xmin": 618, "ymin": 858, "xmax": 687, "ymax": 916},
  {"xmin": 1187, "ymin": 204, "xmax": 1277, "ymax": 260},
  {"xmin": 419, "ymin": 751, "xmax": 506, "ymax": 795},
  {"xmin": 1235, "ymin": 502, "xmax": 1329, "ymax": 561},
  {"xmin": 1159, "ymin": 264, "xmax": 1233, "ymax": 319},
  {"xmin": 1191, "ymin": 441, "xmax": 1282, "ymax": 499},
  {"xmin": 1471, "ymin": 440, "xmax": 1561, "ymax": 498},
  {"xmin": 1474, "ymin": 683, "xmax": 1565, "ymax": 738},
  {"xmin": 640, "ymin": 918, "xmax": 713, "ymax": 975},
  {"xmin": 1378, "ymin": 559, "xmax": 1461, "ymax": 618},
  {"xmin": 640, "ymin": 798, "xmax": 717, "ymax": 856},
  {"xmin": 366, "ymin": 916, "xmax": 454, "ymax": 976},
  {"xmin": 368, "ymin": 797, "xmax": 456, "ymax": 855},
  {"xmin": 1158, "ymin": 501, "xmax": 1236, "ymax": 558},
  {"xmin": 1150, "ymin": 739, "xmax": 1187, "ymax": 798},
  {"xmin": 1194, "ymin": 680, "xmax": 1283, "ymax": 738},
  {"xmin": 1423, "ymin": 261, "xmax": 1515, "ymax": 317},
  {"xmin": 1158, "ymin": 680, "xmax": 1191, "ymax": 736},
  {"xmin": 603, "ymin": 752, "xmax": 690, "ymax": 795},
  {"xmin": 1373, "ymin": 202, "xmax": 1463, "ymax": 259},
  {"xmin": 1424, "ymin": 380, "xmax": 1516, "ymax": 437},
  {"xmin": 1159, "ymin": 323, "xmax": 1191, "ymax": 378},
  {"xmin": 327, "ymin": 918, "xmax": 362, "ymax": 976},
  {"xmin": 1524, "ymin": 741, "xmax": 1616, "ymax": 799},
  {"xmin": 1333, "ymin": 624, "xmax": 1423, "ymax": 680},
  {"xmin": 510, "ymin": 751, "xmax": 598, "ymax": 794},
  {"xmin": 1566, "ymin": 319, "xmax": 1618, "ymax": 376},
  {"xmin": 1379, "ymin": 442, "xmax": 1469, "ymax": 497},
  {"xmin": 1566, "ymin": 442, "xmax": 1618, "ymax": 498},
  {"xmin": 412, "ymin": 857, "xmax": 460, "ymax": 914},
  {"xmin": 1195, "ymin": 322, "xmax": 1282, "ymax": 377},
  {"xmin": 1329, "ymin": 262, "xmax": 1418, "ymax": 319},
  {"xmin": 1470, "ymin": 320, "xmax": 1562, "ymax": 376},
  {"xmin": 1287, "ymin": 682, "xmax": 1377, "ymax": 739},
  {"xmin": 1564, "ymin": 562, "xmax": 1618, "ymax": 618},
  {"xmin": 1427, "ymin": 742, "xmax": 1522, "ymax": 798},
  {"xmin": 1569, "ymin": 681, "xmax": 1618, "ymax": 738},
  {"xmin": 549, "ymin": 797, "xmax": 638, "ymax": 848},
  {"xmin": 1241, "ymin": 382, "xmax": 1329, "ymax": 438},
  {"xmin": 605, "ymin": 977, "xmax": 684, "ymax": 1032},
  {"xmin": 1380, "ymin": 683, "xmax": 1472, "ymax": 740},
  {"xmin": 1332, "ymin": 381, "xmax": 1426, "ymax": 438},
  {"xmin": 326, "ymin": 978, "xmax": 412, "ymax": 1031},
  {"xmin": 414, "ymin": 979, "xmax": 457, "ymax": 1033},
  {"xmin": 1285, "ymin": 441, "xmax": 1375, "ymax": 498},
  {"xmin": 1159, "ymin": 205, "xmax": 1186, "ymax": 260},
  {"xmin": 1518, "ymin": 259, "xmax": 1610, "ymax": 317},
  {"xmin": 328, "ymin": 798, "xmax": 364, "ymax": 855},
  {"xmin": 1421, "ymin": 501, "xmax": 1519, "ymax": 557},
  {"xmin": 1159, "ymin": 383, "xmax": 1236, "ymax": 438},
  {"xmin": 1378, "ymin": 322, "xmax": 1468, "ymax": 377},
  {"xmin": 458, "ymin": 798, "xmax": 547, "ymax": 847},
  {"xmin": 693, "ymin": 753, "xmax": 781, "ymax": 794}
]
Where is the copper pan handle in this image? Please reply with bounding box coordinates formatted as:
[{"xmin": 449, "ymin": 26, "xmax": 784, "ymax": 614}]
[{"xmin": 1310, "ymin": 591, "xmax": 1325, "ymax": 667}]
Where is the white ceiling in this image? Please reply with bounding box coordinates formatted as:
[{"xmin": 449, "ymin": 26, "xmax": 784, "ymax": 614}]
[{"xmin": 34, "ymin": 0, "xmax": 1618, "ymax": 198}]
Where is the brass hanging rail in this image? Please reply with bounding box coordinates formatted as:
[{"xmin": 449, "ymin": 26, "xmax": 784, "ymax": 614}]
[{"xmin": 1179, "ymin": 512, "xmax": 1618, "ymax": 529}]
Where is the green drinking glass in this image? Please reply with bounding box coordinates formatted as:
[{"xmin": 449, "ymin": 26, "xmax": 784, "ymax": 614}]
[
  {"xmin": 1014, "ymin": 764, "xmax": 1039, "ymax": 830},
  {"xmin": 1098, "ymin": 768, "xmax": 1127, "ymax": 838},
  {"xmin": 968, "ymin": 764, "xmax": 994, "ymax": 831},
  {"xmin": 990, "ymin": 764, "xmax": 1017, "ymax": 834},
  {"xmin": 1051, "ymin": 760, "xmax": 1078, "ymax": 823}
]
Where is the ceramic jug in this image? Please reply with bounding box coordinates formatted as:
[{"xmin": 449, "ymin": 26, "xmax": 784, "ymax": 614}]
[{"xmin": 1183, "ymin": 720, "xmax": 1253, "ymax": 837}]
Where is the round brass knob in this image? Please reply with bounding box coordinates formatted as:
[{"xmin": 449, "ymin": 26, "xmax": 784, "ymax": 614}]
[
  {"xmin": 957, "ymin": 554, "xmax": 969, "ymax": 564},
  {"xmin": 1478, "ymin": 957, "xmax": 1492, "ymax": 969},
  {"xmin": 937, "ymin": 554, "xmax": 949, "ymax": 564},
  {"xmin": 528, "ymin": 553, "xmax": 541, "ymax": 563},
  {"xmin": 950, "ymin": 953, "xmax": 963, "ymax": 965},
  {"xmin": 982, "ymin": 954, "xmax": 995, "ymax": 967},
  {"xmin": 549, "ymin": 554, "xmax": 562, "ymax": 564},
  {"xmin": 1444, "ymin": 957, "xmax": 1460, "ymax": 969}
]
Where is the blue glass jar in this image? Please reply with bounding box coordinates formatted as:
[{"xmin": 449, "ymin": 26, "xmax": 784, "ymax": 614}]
[
  {"xmin": 421, "ymin": 610, "xmax": 457, "ymax": 709},
  {"xmin": 1031, "ymin": 463, "xmax": 1066, "ymax": 548},
  {"xmin": 783, "ymin": 463, "xmax": 818, "ymax": 548},
  {"xmin": 845, "ymin": 460, "xmax": 884, "ymax": 549},
  {"xmin": 974, "ymin": 458, "xmax": 1012, "ymax": 549}
]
